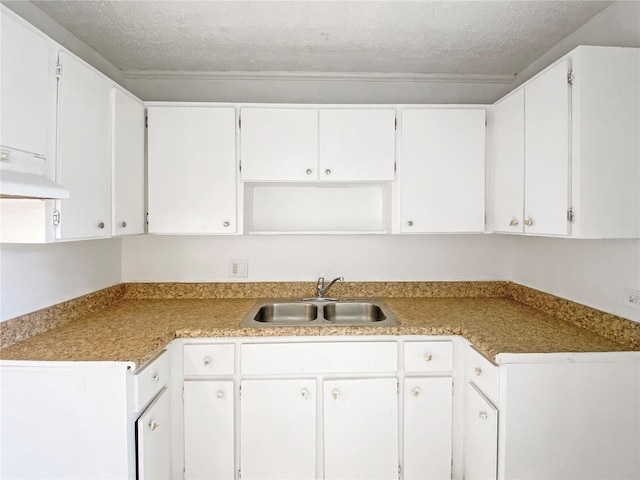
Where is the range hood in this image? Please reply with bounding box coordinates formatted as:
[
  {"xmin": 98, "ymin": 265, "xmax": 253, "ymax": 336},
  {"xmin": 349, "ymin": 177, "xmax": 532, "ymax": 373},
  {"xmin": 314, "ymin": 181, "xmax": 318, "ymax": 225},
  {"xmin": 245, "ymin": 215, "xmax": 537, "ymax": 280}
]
[{"xmin": 0, "ymin": 147, "xmax": 69, "ymax": 199}]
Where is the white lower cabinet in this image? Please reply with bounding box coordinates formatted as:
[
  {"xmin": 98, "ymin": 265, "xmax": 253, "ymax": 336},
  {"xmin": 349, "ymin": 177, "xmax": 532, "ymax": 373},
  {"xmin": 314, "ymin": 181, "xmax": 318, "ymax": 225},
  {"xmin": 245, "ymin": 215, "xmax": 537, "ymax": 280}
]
[
  {"xmin": 240, "ymin": 379, "xmax": 316, "ymax": 480},
  {"xmin": 403, "ymin": 377, "xmax": 453, "ymax": 480},
  {"xmin": 464, "ymin": 383, "xmax": 498, "ymax": 480},
  {"xmin": 184, "ymin": 380, "xmax": 234, "ymax": 480},
  {"xmin": 324, "ymin": 378, "xmax": 399, "ymax": 480},
  {"xmin": 137, "ymin": 387, "xmax": 171, "ymax": 480}
]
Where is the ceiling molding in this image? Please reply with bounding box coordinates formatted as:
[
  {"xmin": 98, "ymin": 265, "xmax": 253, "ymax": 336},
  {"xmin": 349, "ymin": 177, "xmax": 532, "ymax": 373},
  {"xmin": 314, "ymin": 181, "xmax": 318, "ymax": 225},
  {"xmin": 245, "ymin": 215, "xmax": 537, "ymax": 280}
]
[{"xmin": 121, "ymin": 70, "xmax": 516, "ymax": 85}]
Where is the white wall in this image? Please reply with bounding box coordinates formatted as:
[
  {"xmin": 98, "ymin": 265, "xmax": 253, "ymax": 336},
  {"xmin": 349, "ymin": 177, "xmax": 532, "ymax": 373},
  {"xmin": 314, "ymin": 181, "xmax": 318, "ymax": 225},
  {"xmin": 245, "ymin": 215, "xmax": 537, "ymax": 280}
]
[
  {"xmin": 0, "ymin": 240, "xmax": 121, "ymax": 321},
  {"xmin": 510, "ymin": 237, "xmax": 640, "ymax": 322},
  {"xmin": 121, "ymin": 234, "xmax": 509, "ymax": 283}
]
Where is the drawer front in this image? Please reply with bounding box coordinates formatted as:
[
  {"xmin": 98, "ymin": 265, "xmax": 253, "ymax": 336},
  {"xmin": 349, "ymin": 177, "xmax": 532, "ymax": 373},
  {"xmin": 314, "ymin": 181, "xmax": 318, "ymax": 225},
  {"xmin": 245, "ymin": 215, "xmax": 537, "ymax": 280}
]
[
  {"xmin": 466, "ymin": 347, "xmax": 499, "ymax": 404},
  {"xmin": 404, "ymin": 341, "xmax": 453, "ymax": 372},
  {"xmin": 184, "ymin": 344, "xmax": 235, "ymax": 376},
  {"xmin": 135, "ymin": 350, "xmax": 170, "ymax": 411},
  {"xmin": 241, "ymin": 342, "xmax": 397, "ymax": 375}
]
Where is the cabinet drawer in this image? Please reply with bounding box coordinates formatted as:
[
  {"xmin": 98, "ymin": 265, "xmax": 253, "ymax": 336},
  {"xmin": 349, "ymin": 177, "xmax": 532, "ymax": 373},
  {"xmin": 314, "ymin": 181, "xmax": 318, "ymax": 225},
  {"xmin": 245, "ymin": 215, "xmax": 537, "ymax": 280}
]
[
  {"xmin": 184, "ymin": 344, "xmax": 235, "ymax": 376},
  {"xmin": 404, "ymin": 341, "xmax": 453, "ymax": 372},
  {"xmin": 241, "ymin": 342, "xmax": 397, "ymax": 375},
  {"xmin": 466, "ymin": 347, "xmax": 499, "ymax": 404},
  {"xmin": 134, "ymin": 350, "xmax": 170, "ymax": 411}
]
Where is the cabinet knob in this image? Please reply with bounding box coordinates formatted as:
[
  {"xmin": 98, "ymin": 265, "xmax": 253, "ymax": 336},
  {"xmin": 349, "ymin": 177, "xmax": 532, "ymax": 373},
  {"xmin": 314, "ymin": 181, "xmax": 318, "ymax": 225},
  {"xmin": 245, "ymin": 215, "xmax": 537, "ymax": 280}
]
[
  {"xmin": 152, "ymin": 374, "xmax": 160, "ymax": 383},
  {"xmin": 474, "ymin": 367, "xmax": 482, "ymax": 376},
  {"xmin": 120, "ymin": 221, "xmax": 127, "ymax": 228},
  {"xmin": 325, "ymin": 169, "xmax": 331, "ymax": 175},
  {"xmin": 98, "ymin": 222, "xmax": 105, "ymax": 229},
  {"xmin": 301, "ymin": 388, "xmax": 309, "ymax": 400},
  {"xmin": 509, "ymin": 218, "xmax": 519, "ymax": 226},
  {"xmin": 524, "ymin": 217, "xmax": 534, "ymax": 226},
  {"xmin": 149, "ymin": 420, "xmax": 160, "ymax": 431},
  {"xmin": 407, "ymin": 221, "xmax": 414, "ymax": 227},
  {"xmin": 223, "ymin": 221, "xmax": 230, "ymax": 228},
  {"xmin": 217, "ymin": 391, "xmax": 224, "ymax": 399},
  {"xmin": 203, "ymin": 356, "xmax": 211, "ymax": 366},
  {"xmin": 411, "ymin": 387, "xmax": 421, "ymax": 396},
  {"xmin": 331, "ymin": 389, "xmax": 340, "ymax": 400},
  {"xmin": 424, "ymin": 353, "xmax": 433, "ymax": 362},
  {"xmin": 306, "ymin": 169, "xmax": 313, "ymax": 175},
  {"xmin": 478, "ymin": 411, "xmax": 488, "ymax": 420}
]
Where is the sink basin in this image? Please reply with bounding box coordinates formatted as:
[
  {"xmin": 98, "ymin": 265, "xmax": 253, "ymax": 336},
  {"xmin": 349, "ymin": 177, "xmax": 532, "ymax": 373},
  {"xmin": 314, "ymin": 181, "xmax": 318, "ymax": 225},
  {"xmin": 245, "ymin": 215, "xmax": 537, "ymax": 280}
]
[
  {"xmin": 253, "ymin": 303, "xmax": 318, "ymax": 323},
  {"xmin": 323, "ymin": 302, "xmax": 387, "ymax": 323},
  {"xmin": 241, "ymin": 298, "xmax": 398, "ymax": 327}
]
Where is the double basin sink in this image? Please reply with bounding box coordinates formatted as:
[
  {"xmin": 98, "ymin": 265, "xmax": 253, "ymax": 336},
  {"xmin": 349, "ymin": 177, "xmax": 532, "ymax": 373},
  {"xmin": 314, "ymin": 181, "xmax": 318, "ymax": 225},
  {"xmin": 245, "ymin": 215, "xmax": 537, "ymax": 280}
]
[{"xmin": 241, "ymin": 298, "xmax": 399, "ymax": 327}]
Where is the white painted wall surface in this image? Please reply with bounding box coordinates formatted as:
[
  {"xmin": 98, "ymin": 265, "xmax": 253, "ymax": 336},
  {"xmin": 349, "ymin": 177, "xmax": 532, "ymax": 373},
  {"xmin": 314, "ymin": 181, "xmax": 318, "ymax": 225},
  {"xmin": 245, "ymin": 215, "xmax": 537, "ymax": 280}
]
[
  {"xmin": 0, "ymin": 240, "xmax": 121, "ymax": 321},
  {"xmin": 509, "ymin": 237, "xmax": 640, "ymax": 322},
  {"xmin": 121, "ymin": 234, "xmax": 509, "ymax": 283}
]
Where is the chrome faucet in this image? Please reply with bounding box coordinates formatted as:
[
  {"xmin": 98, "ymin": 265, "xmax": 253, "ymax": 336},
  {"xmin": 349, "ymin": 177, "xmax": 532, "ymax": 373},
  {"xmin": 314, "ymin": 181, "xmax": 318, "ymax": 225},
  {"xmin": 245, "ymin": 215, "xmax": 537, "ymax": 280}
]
[{"xmin": 316, "ymin": 276, "xmax": 344, "ymax": 299}]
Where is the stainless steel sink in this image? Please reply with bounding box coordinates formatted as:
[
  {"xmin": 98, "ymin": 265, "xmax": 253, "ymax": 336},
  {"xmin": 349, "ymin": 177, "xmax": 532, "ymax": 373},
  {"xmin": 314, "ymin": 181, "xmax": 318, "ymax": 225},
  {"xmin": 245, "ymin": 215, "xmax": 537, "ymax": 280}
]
[
  {"xmin": 323, "ymin": 302, "xmax": 387, "ymax": 323},
  {"xmin": 241, "ymin": 298, "xmax": 399, "ymax": 327}
]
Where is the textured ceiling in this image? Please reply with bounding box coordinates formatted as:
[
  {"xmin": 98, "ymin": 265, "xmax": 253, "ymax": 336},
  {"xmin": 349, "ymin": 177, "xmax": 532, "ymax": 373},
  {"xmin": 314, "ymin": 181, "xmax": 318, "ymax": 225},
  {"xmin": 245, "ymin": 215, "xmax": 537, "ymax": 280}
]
[{"xmin": 30, "ymin": 0, "xmax": 612, "ymax": 75}]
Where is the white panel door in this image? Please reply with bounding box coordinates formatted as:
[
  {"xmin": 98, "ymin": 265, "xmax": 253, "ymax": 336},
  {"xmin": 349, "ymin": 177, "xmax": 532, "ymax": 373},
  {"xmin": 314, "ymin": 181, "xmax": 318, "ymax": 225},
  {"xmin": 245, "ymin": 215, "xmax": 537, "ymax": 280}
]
[
  {"xmin": 319, "ymin": 109, "xmax": 396, "ymax": 181},
  {"xmin": 524, "ymin": 59, "xmax": 571, "ymax": 235},
  {"xmin": 184, "ymin": 380, "xmax": 234, "ymax": 480},
  {"xmin": 403, "ymin": 377, "xmax": 453, "ymax": 480},
  {"xmin": 111, "ymin": 89, "xmax": 145, "ymax": 235},
  {"xmin": 147, "ymin": 106, "xmax": 236, "ymax": 233},
  {"xmin": 401, "ymin": 109, "xmax": 486, "ymax": 232},
  {"xmin": 493, "ymin": 90, "xmax": 525, "ymax": 233},
  {"xmin": 240, "ymin": 379, "xmax": 316, "ymax": 480},
  {"xmin": 464, "ymin": 384, "xmax": 498, "ymax": 480},
  {"xmin": 137, "ymin": 388, "xmax": 171, "ymax": 480},
  {"xmin": 56, "ymin": 51, "xmax": 111, "ymax": 240},
  {"xmin": 323, "ymin": 378, "xmax": 399, "ymax": 480},
  {"xmin": 0, "ymin": 10, "xmax": 53, "ymax": 155},
  {"xmin": 240, "ymin": 108, "xmax": 318, "ymax": 181}
]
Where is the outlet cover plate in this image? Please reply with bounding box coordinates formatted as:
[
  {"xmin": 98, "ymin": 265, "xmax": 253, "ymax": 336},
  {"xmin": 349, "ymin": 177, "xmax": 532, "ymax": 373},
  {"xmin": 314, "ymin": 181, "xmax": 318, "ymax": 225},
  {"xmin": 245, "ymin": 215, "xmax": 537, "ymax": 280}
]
[
  {"xmin": 229, "ymin": 259, "xmax": 248, "ymax": 278},
  {"xmin": 623, "ymin": 288, "xmax": 640, "ymax": 310}
]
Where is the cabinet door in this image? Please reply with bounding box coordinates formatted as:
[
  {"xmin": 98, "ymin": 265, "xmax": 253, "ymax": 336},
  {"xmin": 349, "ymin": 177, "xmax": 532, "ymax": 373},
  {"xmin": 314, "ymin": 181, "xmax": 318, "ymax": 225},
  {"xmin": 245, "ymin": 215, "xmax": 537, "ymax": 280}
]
[
  {"xmin": 240, "ymin": 379, "xmax": 316, "ymax": 480},
  {"xmin": 137, "ymin": 388, "xmax": 171, "ymax": 480},
  {"xmin": 184, "ymin": 380, "xmax": 234, "ymax": 480},
  {"xmin": 111, "ymin": 89, "xmax": 145, "ymax": 235},
  {"xmin": 324, "ymin": 378, "xmax": 399, "ymax": 480},
  {"xmin": 318, "ymin": 109, "xmax": 395, "ymax": 181},
  {"xmin": 56, "ymin": 51, "xmax": 111, "ymax": 239},
  {"xmin": 401, "ymin": 109, "xmax": 486, "ymax": 233},
  {"xmin": 493, "ymin": 90, "xmax": 525, "ymax": 233},
  {"xmin": 464, "ymin": 383, "xmax": 498, "ymax": 480},
  {"xmin": 147, "ymin": 106, "xmax": 236, "ymax": 233},
  {"xmin": 403, "ymin": 377, "xmax": 452, "ymax": 480},
  {"xmin": 0, "ymin": 10, "xmax": 53, "ymax": 156},
  {"xmin": 524, "ymin": 59, "xmax": 571, "ymax": 235},
  {"xmin": 240, "ymin": 108, "xmax": 318, "ymax": 181}
]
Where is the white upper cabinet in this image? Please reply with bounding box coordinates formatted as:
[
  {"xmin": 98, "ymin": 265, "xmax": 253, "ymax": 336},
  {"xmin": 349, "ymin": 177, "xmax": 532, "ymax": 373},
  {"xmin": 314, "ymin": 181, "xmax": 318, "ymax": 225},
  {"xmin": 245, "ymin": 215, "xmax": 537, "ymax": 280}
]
[
  {"xmin": 400, "ymin": 108, "xmax": 486, "ymax": 233},
  {"xmin": 0, "ymin": 9, "xmax": 54, "ymax": 156},
  {"xmin": 147, "ymin": 106, "xmax": 237, "ymax": 234},
  {"xmin": 240, "ymin": 108, "xmax": 318, "ymax": 181},
  {"xmin": 524, "ymin": 59, "xmax": 571, "ymax": 236},
  {"xmin": 318, "ymin": 109, "xmax": 396, "ymax": 181},
  {"xmin": 492, "ymin": 46, "xmax": 640, "ymax": 238},
  {"xmin": 56, "ymin": 51, "xmax": 112, "ymax": 240},
  {"xmin": 493, "ymin": 90, "xmax": 525, "ymax": 233},
  {"xmin": 240, "ymin": 107, "xmax": 396, "ymax": 182},
  {"xmin": 111, "ymin": 89, "xmax": 145, "ymax": 236}
]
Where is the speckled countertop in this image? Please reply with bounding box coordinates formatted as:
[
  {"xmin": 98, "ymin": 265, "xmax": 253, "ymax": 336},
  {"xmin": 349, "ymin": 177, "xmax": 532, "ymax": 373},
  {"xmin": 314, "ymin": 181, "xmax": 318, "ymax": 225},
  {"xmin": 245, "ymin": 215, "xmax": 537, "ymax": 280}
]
[{"xmin": 2, "ymin": 281, "xmax": 638, "ymax": 368}]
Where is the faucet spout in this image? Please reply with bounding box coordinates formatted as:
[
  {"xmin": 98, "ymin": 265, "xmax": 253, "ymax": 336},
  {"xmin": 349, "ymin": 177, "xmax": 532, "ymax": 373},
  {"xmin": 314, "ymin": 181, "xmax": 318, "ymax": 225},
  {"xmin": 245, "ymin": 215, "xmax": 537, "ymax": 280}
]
[{"xmin": 316, "ymin": 276, "xmax": 344, "ymax": 298}]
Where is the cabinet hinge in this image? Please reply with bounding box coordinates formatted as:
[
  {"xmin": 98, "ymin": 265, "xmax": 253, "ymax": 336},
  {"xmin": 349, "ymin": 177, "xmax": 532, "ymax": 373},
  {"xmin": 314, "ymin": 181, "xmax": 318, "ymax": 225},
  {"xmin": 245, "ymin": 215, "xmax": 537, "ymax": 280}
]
[
  {"xmin": 238, "ymin": 469, "xmax": 242, "ymax": 479},
  {"xmin": 397, "ymin": 464, "xmax": 401, "ymax": 479},
  {"xmin": 394, "ymin": 161, "xmax": 397, "ymax": 173},
  {"xmin": 397, "ymin": 382, "xmax": 400, "ymax": 396},
  {"xmin": 181, "ymin": 386, "xmax": 184, "ymax": 401},
  {"xmin": 567, "ymin": 207, "xmax": 575, "ymax": 222},
  {"xmin": 145, "ymin": 115, "xmax": 148, "ymax": 128},
  {"xmin": 55, "ymin": 63, "xmax": 62, "ymax": 80},
  {"xmin": 239, "ymin": 160, "xmax": 242, "ymax": 172},
  {"xmin": 239, "ymin": 385, "xmax": 242, "ymax": 399},
  {"xmin": 52, "ymin": 209, "xmax": 61, "ymax": 226},
  {"xmin": 239, "ymin": 116, "xmax": 241, "ymax": 129},
  {"xmin": 146, "ymin": 212, "xmax": 149, "ymax": 225},
  {"xmin": 567, "ymin": 71, "xmax": 575, "ymax": 85},
  {"xmin": 394, "ymin": 117, "xmax": 397, "ymax": 130}
]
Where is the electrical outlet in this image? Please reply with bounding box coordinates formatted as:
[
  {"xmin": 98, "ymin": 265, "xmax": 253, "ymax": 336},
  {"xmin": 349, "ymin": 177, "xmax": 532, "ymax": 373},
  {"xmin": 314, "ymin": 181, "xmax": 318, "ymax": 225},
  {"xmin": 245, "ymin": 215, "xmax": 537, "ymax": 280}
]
[
  {"xmin": 229, "ymin": 259, "xmax": 248, "ymax": 278},
  {"xmin": 623, "ymin": 288, "xmax": 640, "ymax": 310}
]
